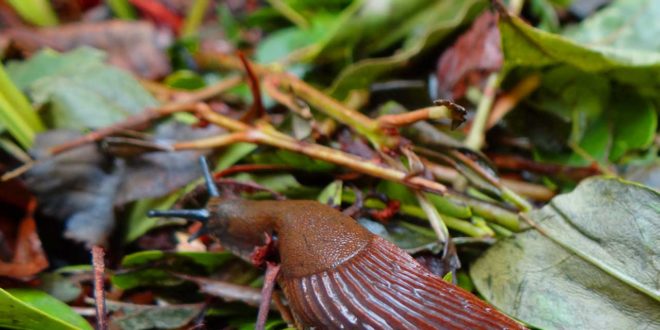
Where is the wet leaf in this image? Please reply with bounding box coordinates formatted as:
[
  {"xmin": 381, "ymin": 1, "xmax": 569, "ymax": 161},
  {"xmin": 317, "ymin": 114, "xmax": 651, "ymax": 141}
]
[
  {"xmin": 4, "ymin": 20, "xmax": 170, "ymax": 78},
  {"xmin": 0, "ymin": 288, "xmax": 93, "ymax": 330},
  {"xmin": 471, "ymin": 177, "xmax": 660, "ymax": 329},
  {"xmin": 6, "ymin": 47, "xmax": 158, "ymax": 129}
]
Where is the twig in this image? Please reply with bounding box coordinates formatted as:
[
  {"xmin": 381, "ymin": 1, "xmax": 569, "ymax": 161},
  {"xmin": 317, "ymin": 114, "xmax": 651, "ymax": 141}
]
[
  {"xmin": 268, "ymin": 73, "xmax": 396, "ymax": 148},
  {"xmin": 92, "ymin": 245, "xmax": 107, "ymax": 330},
  {"xmin": 487, "ymin": 74, "xmax": 540, "ymax": 129},
  {"xmin": 378, "ymin": 106, "xmax": 458, "ymax": 128},
  {"xmin": 45, "ymin": 76, "xmax": 242, "ymax": 156},
  {"xmin": 238, "ymin": 52, "xmax": 266, "ymax": 122},
  {"xmin": 256, "ymin": 262, "xmax": 281, "ymax": 330},
  {"xmin": 263, "ymin": 75, "xmax": 312, "ymax": 118}
]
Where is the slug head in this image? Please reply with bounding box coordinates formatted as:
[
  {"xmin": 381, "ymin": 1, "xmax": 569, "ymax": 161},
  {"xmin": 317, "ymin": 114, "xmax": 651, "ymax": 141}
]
[
  {"xmin": 146, "ymin": 156, "xmax": 274, "ymax": 261},
  {"xmin": 146, "ymin": 156, "xmax": 220, "ymax": 242}
]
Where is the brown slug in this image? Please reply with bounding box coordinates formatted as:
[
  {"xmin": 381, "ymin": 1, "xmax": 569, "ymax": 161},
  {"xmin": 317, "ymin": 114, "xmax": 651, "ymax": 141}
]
[{"xmin": 148, "ymin": 157, "xmax": 526, "ymax": 329}]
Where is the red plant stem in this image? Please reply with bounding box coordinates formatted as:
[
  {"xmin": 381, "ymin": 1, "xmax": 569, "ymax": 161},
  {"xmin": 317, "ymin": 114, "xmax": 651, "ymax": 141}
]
[
  {"xmin": 129, "ymin": 0, "xmax": 182, "ymax": 34},
  {"xmin": 92, "ymin": 245, "xmax": 107, "ymax": 330},
  {"xmin": 48, "ymin": 102, "xmax": 195, "ymax": 155},
  {"xmin": 238, "ymin": 52, "xmax": 265, "ymax": 122},
  {"xmin": 256, "ymin": 262, "xmax": 281, "ymax": 330}
]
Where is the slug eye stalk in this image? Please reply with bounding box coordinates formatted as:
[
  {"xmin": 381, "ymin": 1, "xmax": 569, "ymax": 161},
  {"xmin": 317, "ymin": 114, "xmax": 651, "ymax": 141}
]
[
  {"xmin": 146, "ymin": 209, "xmax": 210, "ymax": 221},
  {"xmin": 146, "ymin": 156, "xmax": 220, "ymax": 240},
  {"xmin": 199, "ymin": 156, "xmax": 219, "ymax": 197}
]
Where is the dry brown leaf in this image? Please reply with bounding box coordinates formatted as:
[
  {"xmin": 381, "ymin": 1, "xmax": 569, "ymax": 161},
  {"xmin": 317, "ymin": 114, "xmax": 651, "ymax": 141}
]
[
  {"xmin": 436, "ymin": 11, "xmax": 502, "ymax": 100},
  {"xmin": 4, "ymin": 20, "xmax": 171, "ymax": 78},
  {"xmin": 0, "ymin": 198, "xmax": 48, "ymax": 278}
]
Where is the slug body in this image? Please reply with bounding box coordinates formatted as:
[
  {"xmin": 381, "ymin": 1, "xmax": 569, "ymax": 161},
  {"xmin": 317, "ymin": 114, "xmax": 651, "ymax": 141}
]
[{"xmin": 206, "ymin": 198, "xmax": 524, "ymax": 329}]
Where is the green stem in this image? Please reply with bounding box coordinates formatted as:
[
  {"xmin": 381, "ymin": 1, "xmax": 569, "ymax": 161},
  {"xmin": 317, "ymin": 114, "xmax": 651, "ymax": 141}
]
[
  {"xmin": 266, "ymin": 0, "xmax": 309, "ymax": 29},
  {"xmin": 182, "ymin": 0, "xmax": 210, "ymax": 37},
  {"xmin": 106, "ymin": 0, "xmax": 136, "ymax": 19},
  {"xmin": 465, "ymin": 73, "xmax": 498, "ymax": 150},
  {"xmin": 0, "ymin": 94, "xmax": 35, "ymax": 148},
  {"xmin": 276, "ymin": 74, "xmax": 397, "ymax": 148},
  {"xmin": 341, "ymin": 191, "xmax": 490, "ymax": 238},
  {"xmin": 6, "ymin": 0, "xmax": 58, "ymax": 26},
  {"xmin": 454, "ymin": 195, "xmax": 522, "ymax": 232},
  {"xmin": 0, "ymin": 63, "xmax": 44, "ymax": 133},
  {"xmin": 415, "ymin": 192, "xmax": 448, "ymax": 242}
]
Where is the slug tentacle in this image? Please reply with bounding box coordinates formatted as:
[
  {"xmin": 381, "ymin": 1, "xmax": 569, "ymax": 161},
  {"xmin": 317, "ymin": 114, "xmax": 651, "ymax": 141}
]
[{"xmin": 280, "ymin": 236, "xmax": 526, "ymax": 330}]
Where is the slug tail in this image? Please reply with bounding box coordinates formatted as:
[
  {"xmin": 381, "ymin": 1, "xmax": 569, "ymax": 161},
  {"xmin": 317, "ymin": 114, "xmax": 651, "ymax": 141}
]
[{"xmin": 280, "ymin": 236, "xmax": 526, "ymax": 330}]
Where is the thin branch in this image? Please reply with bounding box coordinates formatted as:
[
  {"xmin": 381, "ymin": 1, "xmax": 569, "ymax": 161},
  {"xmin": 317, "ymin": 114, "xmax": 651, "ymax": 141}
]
[
  {"xmin": 238, "ymin": 52, "xmax": 266, "ymax": 121},
  {"xmin": 256, "ymin": 262, "xmax": 281, "ymax": 330},
  {"xmin": 268, "ymin": 73, "xmax": 396, "ymax": 148},
  {"xmin": 487, "ymin": 74, "xmax": 540, "ymax": 129},
  {"xmin": 92, "ymin": 245, "xmax": 107, "ymax": 330},
  {"xmin": 378, "ymin": 106, "xmax": 457, "ymax": 128}
]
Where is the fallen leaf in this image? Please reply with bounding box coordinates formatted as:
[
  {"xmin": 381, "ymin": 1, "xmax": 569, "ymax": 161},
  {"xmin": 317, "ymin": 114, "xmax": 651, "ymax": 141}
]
[
  {"xmin": 7, "ymin": 47, "xmax": 159, "ymax": 130},
  {"xmin": 114, "ymin": 122, "xmax": 223, "ymax": 204},
  {"xmin": 25, "ymin": 130, "xmax": 122, "ymax": 247},
  {"xmin": 471, "ymin": 177, "xmax": 660, "ymax": 329},
  {"xmin": 4, "ymin": 20, "xmax": 171, "ymax": 78},
  {"xmin": 0, "ymin": 198, "xmax": 48, "ymax": 278},
  {"xmin": 108, "ymin": 301, "xmax": 203, "ymax": 330},
  {"xmin": 436, "ymin": 11, "xmax": 502, "ymax": 100}
]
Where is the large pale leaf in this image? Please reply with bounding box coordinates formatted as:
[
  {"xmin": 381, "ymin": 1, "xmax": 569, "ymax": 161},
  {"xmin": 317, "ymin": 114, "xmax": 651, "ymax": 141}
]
[
  {"xmin": 7, "ymin": 47, "xmax": 157, "ymax": 129},
  {"xmin": 471, "ymin": 177, "xmax": 660, "ymax": 329},
  {"xmin": 563, "ymin": 0, "xmax": 660, "ymax": 53},
  {"xmin": 499, "ymin": 9, "xmax": 660, "ymax": 92}
]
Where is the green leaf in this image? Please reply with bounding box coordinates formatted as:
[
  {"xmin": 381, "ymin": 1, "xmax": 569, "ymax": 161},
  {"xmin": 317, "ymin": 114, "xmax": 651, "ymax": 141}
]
[
  {"xmin": 471, "ymin": 177, "xmax": 660, "ymax": 329},
  {"xmin": 112, "ymin": 251, "xmax": 234, "ymax": 290},
  {"xmin": 328, "ymin": 0, "xmax": 485, "ymax": 99},
  {"xmin": 499, "ymin": 8, "xmax": 660, "ymax": 95},
  {"xmin": 6, "ymin": 47, "xmax": 158, "ymax": 129},
  {"xmin": 563, "ymin": 0, "xmax": 660, "ymax": 53},
  {"xmin": 0, "ymin": 288, "xmax": 92, "ymax": 330},
  {"xmin": 500, "ymin": 5, "xmax": 660, "ymax": 164}
]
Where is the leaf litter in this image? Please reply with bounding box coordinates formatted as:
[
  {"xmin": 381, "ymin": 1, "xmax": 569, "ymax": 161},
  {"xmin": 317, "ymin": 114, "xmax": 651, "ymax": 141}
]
[{"xmin": 0, "ymin": 0, "xmax": 658, "ymax": 329}]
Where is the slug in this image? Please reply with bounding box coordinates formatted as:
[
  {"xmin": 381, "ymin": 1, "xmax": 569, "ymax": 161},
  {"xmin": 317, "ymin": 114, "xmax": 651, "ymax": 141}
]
[{"xmin": 148, "ymin": 158, "xmax": 526, "ymax": 329}]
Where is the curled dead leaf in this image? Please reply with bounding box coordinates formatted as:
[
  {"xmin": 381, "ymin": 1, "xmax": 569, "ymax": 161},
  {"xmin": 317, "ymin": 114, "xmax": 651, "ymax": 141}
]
[{"xmin": 0, "ymin": 198, "xmax": 48, "ymax": 278}]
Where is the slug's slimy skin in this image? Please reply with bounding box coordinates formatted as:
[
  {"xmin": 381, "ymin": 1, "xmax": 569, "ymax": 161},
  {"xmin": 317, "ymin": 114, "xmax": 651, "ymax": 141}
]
[{"xmin": 206, "ymin": 198, "xmax": 526, "ymax": 329}]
